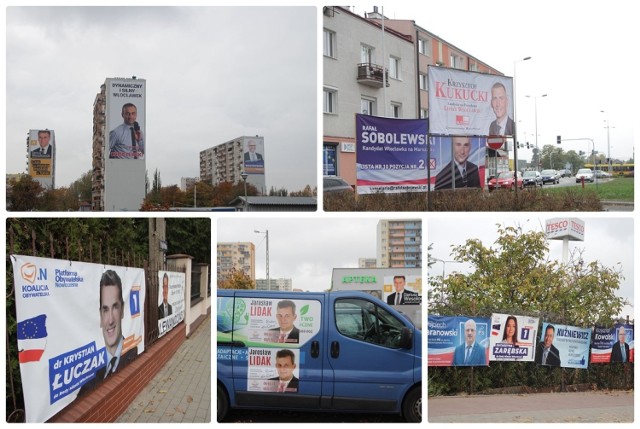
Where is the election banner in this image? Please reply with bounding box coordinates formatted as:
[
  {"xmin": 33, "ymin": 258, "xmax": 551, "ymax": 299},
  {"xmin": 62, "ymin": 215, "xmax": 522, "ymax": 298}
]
[
  {"xmin": 591, "ymin": 324, "xmax": 634, "ymax": 364},
  {"xmin": 489, "ymin": 314, "xmax": 539, "ymax": 362},
  {"xmin": 216, "ymin": 297, "xmax": 321, "ymax": 348},
  {"xmin": 536, "ymin": 322, "xmax": 591, "ymax": 369},
  {"xmin": 28, "ymin": 129, "xmax": 55, "ymax": 189},
  {"xmin": 243, "ymin": 136, "xmax": 266, "ymax": 175},
  {"xmin": 429, "ymin": 135, "xmax": 487, "ymax": 190},
  {"xmin": 383, "ymin": 274, "xmax": 422, "ymax": 306},
  {"xmin": 247, "ymin": 348, "xmax": 300, "ymax": 393},
  {"xmin": 428, "ymin": 315, "xmax": 490, "ymax": 367},
  {"xmin": 11, "ymin": 255, "xmax": 145, "ymax": 423},
  {"xmin": 106, "ymin": 78, "xmax": 146, "ymax": 160},
  {"xmin": 355, "ymin": 114, "xmax": 428, "ymax": 194},
  {"xmin": 428, "ymin": 66, "xmax": 514, "ymax": 136},
  {"xmin": 157, "ymin": 271, "xmax": 185, "ymax": 338}
]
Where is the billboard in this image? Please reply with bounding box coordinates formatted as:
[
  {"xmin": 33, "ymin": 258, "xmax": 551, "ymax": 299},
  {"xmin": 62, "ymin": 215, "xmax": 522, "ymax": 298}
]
[
  {"xmin": 488, "ymin": 314, "xmax": 539, "ymax": 362},
  {"xmin": 591, "ymin": 324, "xmax": 634, "ymax": 364},
  {"xmin": 545, "ymin": 218, "xmax": 585, "ymax": 241},
  {"xmin": 428, "ymin": 67, "xmax": 514, "ymax": 137},
  {"xmin": 28, "ymin": 129, "xmax": 55, "ymax": 189},
  {"xmin": 104, "ymin": 78, "xmax": 146, "ymax": 211},
  {"xmin": 355, "ymin": 114, "xmax": 428, "ymax": 194},
  {"xmin": 243, "ymin": 136, "xmax": 265, "ymax": 174},
  {"xmin": 428, "ymin": 315, "xmax": 490, "ymax": 367},
  {"xmin": 157, "ymin": 271, "xmax": 186, "ymax": 338},
  {"xmin": 383, "ymin": 274, "xmax": 422, "ymax": 306},
  {"xmin": 535, "ymin": 322, "xmax": 591, "ymax": 369},
  {"xmin": 430, "ymin": 135, "xmax": 486, "ymax": 190},
  {"xmin": 11, "ymin": 255, "xmax": 145, "ymax": 422}
]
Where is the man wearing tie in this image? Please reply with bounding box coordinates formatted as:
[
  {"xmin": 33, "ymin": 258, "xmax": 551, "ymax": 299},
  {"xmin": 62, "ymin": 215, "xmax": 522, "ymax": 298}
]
[
  {"xmin": 488, "ymin": 82, "xmax": 515, "ymax": 136},
  {"xmin": 244, "ymin": 139, "xmax": 264, "ymax": 162},
  {"xmin": 535, "ymin": 325, "xmax": 562, "ymax": 367},
  {"xmin": 158, "ymin": 273, "xmax": 173, "ymax": 319},
  {"xmin": 109, "ymin": 103, "xmax": 144, "ymax": 159},
  {"xmin": 386, "ymin": 275, "xmax": 419, "ymax": 305},
  {"xmin": 268, "ymin": 349, "xmax": 299, "ymax": 392},
  {"xmin": 434, "ymin": 136, "xmax": 481, "ymax": 190},
  {"xmin": 30, "ymin": 130, "xmax": 53, "ymax": 158},
  {"xmin": 269, "ymin": 300, "xmax": 300, "ymax": 343},
  {"xmin": 453, "ymin": 319, "xmax": 487, "ymax": 366},
  {"xmin": 611, "ymin": 326, "xmax": 631, "ymax": 363}
]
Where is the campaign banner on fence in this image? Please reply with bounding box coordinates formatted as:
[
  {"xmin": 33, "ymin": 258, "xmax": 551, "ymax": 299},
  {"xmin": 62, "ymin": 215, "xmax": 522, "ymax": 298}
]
[
  {"xmin": 428, "ymin": 315, "xmax": 490, "ymax": 367},
  {"xmin": 535, "ymin": 322, "xmax": 591, "ymax": 369},
  {"xmin": 247, "ymin": 347, "xmax": 300, "ymax": 393},
  {"xmin": 216, "ymin": 297, "xmax": 321, "ymax": 348},
  {"xmin": 355, "ymin": 114, "xmax": 428, "ymax": 194},
  {"xmin": 430, "ymin": 135, "xmax": 486, "ymax": 190},
  {"xmin": 157, "ymin": 271, "xmax": 185, "ymax": 338},
  {"xmin": 11, "ymin": 255, "xmax": 145, "ymax": 423},
  {"xmin": 591, "ymin": 324, "xmax": 634, "ymax": 364},
  {"xmin": 428, "ymin": 66, "xmax": 514, "ymax": 137},
  {"xmin": 489, "ymin": 314, "xmax": 539, "ymax": 362}
]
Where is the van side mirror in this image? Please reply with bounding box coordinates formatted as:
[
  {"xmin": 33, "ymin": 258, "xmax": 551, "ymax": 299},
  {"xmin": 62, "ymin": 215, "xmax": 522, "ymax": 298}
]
[{"xmin": 398, "ymin": 327, "xmax": 413, "ymax": 349}]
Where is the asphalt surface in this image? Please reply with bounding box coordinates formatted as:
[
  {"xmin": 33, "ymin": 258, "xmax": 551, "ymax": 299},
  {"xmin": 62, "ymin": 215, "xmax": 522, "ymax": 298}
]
[{"xmin": 428, "ymin": 390, "xmax": 633, "ymax": 423}]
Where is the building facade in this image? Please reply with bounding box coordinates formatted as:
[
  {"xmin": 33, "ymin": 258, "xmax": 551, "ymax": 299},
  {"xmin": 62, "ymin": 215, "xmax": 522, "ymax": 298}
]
[
  {"xmin": 377, "ymin": 219, "xmax": 422, "ymax": 268},
  {"xmin": 217, "ymin": 242, "xmax": 256, "ymax": 283},
  {"xmin": 358, "ymin": 258, "xmax": 378, "ymax": 268},
  {"xmin": 256, "ymin": 278, "xmax": 293, "ymax": 292},
  {"xmin": 180, "ymin": 177, "xmax": 199, "ymax": 192},
  {"xmin": 323, "ymin": 6, "xmax": 503, "ymax": 187}
]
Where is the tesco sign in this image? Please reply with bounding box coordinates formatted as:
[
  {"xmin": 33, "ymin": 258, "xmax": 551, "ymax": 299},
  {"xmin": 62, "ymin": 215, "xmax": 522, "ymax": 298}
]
[{"xmin": 545, "ymin": 218, "xmax": 585, "ymax": 241}]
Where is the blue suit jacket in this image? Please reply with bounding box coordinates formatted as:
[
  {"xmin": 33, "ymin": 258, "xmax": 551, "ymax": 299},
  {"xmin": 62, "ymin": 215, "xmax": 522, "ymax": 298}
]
[{"xmin": 453, "ymin": 342, "xmax": 486, "ymax": 366}]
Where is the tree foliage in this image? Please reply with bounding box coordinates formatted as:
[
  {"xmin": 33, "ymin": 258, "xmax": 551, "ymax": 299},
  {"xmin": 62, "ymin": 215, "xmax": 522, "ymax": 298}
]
[{"xmin": 218, "ymin": 268, "xmax": 255, "ymax": 290}]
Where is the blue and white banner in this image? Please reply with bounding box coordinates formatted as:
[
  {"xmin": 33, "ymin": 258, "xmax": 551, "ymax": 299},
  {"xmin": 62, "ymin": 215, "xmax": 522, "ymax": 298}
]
[
  {"xmin": 428, "ymin": 315, "xmax": 490, "ymax": 367},
  {"xmin": 157, "ymin": 271, "xmax": 185, "ymax": 338},
  {"xmin": 591, "ymin": 324, "xmax": 634, "ymax": 364},
  {"xmin": 536, "ymin": 322, "xmax": 591, "ymax": 369},
  {"xmin": 12, "ymin": 255, "xmax": 145, "ymax": 422},
  {"xmin": 356, "ymin": 114, "xmax": 428, "ymax": 194},
  {"xmin": 488, "ymin": 314, "xmax": 539, "ymax": 362}
]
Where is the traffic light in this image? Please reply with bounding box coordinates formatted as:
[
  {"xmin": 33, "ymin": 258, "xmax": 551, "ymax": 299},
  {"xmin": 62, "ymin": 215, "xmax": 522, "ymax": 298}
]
[
  {"xmin": 526, "ymin": 142, "xmax": 530, "ymax": 149},
  {"xmin": 557, "ymin": 135, "xmax": 561, "ymax": 144}
]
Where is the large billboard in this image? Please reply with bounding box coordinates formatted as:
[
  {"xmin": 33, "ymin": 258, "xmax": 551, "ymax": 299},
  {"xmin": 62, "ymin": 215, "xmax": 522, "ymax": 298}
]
[
  {"xmin": 488, "ymin": 314, "xmax": 539, "ymax": 362},
  {"xmin": 104, "ymin": 78, "xmax": 146, "ymax": 211},
  {"xmin": 241, "ymin": 136, "xmax": 266, "ymax": 194},
  {"xmin": 28, "ymin": 129, "xmax": 55, "ymax": 189},
  {"xmin": 428, "ymin": 315, "xmax": 490, "ymax": 367},
  {"xmin": 591, "ymin": 324, "xmax": 634, "ymax": 364},
  {"xmin": 355, "ymin": 114, "xmax": 428, "ymax": 194},
  {"xmin": 428, "ymin": 67, "xmax": 514, "ymax": 137},
  {"xmin": 157, "ymin": 271, "xmax": 186, "ymax": 338},
  {"xmin": 11, "ymin": 255, "xmax": 145, "ymax": 422},
  {"xmin": 535, "ymin": 322, "xmax": 591, "ymax": 369},
  {"xmin": 383, "ymin": 274, "xmax": 422, "ymax": 306},
  {"xmin": 430, "ymin": 135, "xmax": 486, "ymax": 190}
]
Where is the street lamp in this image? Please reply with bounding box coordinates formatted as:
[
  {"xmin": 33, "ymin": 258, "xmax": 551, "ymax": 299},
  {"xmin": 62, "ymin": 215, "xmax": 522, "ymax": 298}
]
[
  {"xmin": 254, "ymin": 229, "xmax": 269, "ymax": 287},
  {"xmin": 240, "ymin": 171, "xmax": 248, "ymax": 212},
  {"xmin": 600, "ymin": 110, "xmax": 614, "ymax": 174},
  {"xmin": 432, "ymin": 258, "xmax": 462, "ymax": 278},
  {"xmin": 525, "ymin": 94, "xmax": 547, "ymax": 171},
  {"xmin": 512, "ymin": 56, "xmax": 531, "ymax": 192}
]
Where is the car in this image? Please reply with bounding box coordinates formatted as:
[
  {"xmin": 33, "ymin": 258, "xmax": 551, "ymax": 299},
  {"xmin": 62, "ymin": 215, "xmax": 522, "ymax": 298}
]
[
  {"xmin": 594, "ymin": 169, "xmax": 612, "ymax": 179},
  {"xmin": 522, "ymin": 170, "xmax": 542, "ymax": 187},
  {"xmin": 575, "ymin": 168, "xmax": 595, "ymax": 183},
  {"xmin": 560, "ymin": 169, "xmax": 572, "ymax": 178},
  {"xmin": 217, "ymin": 290, "xmax": 422, "ymax": 423},
  {"xmin": 323, "ymin": 176, "xmax": 353, "ymax": 193},
  {"xmin": 488, "ymin": 171, "xmax": 523, "ymax": 191},
  {"xmin": 540, "ymin": 169, "xmax": 560, "ymax": 185}
]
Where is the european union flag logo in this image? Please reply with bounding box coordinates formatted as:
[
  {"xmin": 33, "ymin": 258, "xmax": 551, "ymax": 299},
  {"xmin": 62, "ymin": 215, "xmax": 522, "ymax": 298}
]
[{"xmin": 17, "ymin": 314, "xmax": 48, "ymax": 363}]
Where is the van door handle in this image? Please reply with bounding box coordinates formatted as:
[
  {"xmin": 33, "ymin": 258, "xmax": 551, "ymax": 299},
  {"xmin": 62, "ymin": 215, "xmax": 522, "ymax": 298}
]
[
  {"xmin": 310, "ymin": 340, "xmax": 320, "ymax": 358},
  {"xmin": 330, "ymin": 341, "xmax": 340, "ymax": 358}
]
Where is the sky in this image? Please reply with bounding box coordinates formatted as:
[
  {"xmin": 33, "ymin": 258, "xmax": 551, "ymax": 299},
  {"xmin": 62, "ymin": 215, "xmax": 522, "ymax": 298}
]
[
  {"xmin": 4, "ymin": 5, "xmax": 317, "ymax": 191},
  {"xmin": 428, "ymin": 215, "xmax": 634, "ymax": 319}
]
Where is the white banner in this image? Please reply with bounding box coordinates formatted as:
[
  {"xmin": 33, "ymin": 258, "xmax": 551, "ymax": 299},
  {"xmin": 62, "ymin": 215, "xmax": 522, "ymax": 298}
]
[
  {"xmin": 489, "ymin": 313, "xmax": 539, "ymax": 362},
  {"xmin": 157, "ymin": 271, "xmax": 185, "ymax": 338},
  {"xmin": 428, "ymin": 67, "xmax": 514, "ymax": 137},
  {"xmin": 12, "ymin": 255, "xmax": 145, "ymax": 422}
]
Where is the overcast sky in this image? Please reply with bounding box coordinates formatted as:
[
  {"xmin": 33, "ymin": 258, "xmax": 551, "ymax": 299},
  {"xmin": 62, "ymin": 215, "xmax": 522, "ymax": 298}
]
[
  {"xmin": 4, "ymin": 5, "xmax": 317, "ymax": 190},
  {"xmin": 428, "ymin": 215, "xmax": 634, "ymax": 319}
]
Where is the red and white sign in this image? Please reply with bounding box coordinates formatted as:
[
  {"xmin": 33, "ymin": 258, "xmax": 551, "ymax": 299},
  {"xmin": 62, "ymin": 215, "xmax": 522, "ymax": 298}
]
[{"xmin": 545, "ymin": 218, "xmax": 585, "ymax": 241}]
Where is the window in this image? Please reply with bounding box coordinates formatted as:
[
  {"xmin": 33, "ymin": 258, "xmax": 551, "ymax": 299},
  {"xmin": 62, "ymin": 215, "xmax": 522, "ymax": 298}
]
[
  {"xmin": 450, "ymin": 53, "xmax": 465, "ymax": 69},
  {"xmin": 323, "ymin": 144, "xmax": 337, "ymax": 175},
  {"xmin": 335, "ymin": 298, "xmax": 407, "ymax": 348},
  {"xmin": 418, "ymin": 37, "xmax": 431, "ymax": 56},
  {"xmin": 420, "ymin": 108, "xmax": 428, "ymax": 119},
  {"xmin": 419, "ymin": 73, "xmax": 427, "ymax": 90},
  {"xmin": 469, "ymin": 62, "xmax": 478, "ymax": 72},
  {"xmin": 361, "ymin": 97, "xmax": 375, "ymax": 116},
  {"xmin": 389, "ymin": 56, "xmax": 400, "ymax": 79},
  {"xmin": 323, "ymin": 87, "xmax": 337, "ymax": 114},
  {"xmin": 391, "ymin": 102, "xmax": 402, "ymax": 118},
  {"xmin": 323, "ymin": 29, "xmax": 336, "ymax": 58},
  {"xmin": 361, "ymin": 44, "xmax": 374, "ymax": 64}
]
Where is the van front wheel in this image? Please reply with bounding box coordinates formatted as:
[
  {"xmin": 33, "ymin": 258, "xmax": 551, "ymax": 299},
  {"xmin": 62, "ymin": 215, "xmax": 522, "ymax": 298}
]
[
  {"xmin": 217, "ymin": 384, "xmax": 229, "ymax": 422},
  {"xmin": 402, "ymin": 386, "xmax": 421, "ymax": 423}
]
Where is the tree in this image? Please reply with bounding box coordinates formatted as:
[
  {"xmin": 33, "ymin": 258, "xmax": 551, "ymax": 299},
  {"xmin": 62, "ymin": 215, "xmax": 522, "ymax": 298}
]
[
  {"xmin": 218, "ymin": 268, "xmax": 255, "ymax": 290},
  {"xmin": 7, "ymin": 175, "xmax": 44, "ymax": 211}
]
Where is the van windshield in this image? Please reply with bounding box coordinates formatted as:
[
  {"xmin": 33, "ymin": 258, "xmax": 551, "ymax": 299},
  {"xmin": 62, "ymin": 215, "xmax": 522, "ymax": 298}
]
[{"xmin": 335, "ymin": 298, "xmax": 407, "ymax": 348}]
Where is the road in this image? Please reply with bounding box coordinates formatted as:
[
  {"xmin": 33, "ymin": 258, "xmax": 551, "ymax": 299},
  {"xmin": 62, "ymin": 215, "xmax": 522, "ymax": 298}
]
[{"xmin": 428, "ymin": 390, "xmax": 633, "ymax": 423}]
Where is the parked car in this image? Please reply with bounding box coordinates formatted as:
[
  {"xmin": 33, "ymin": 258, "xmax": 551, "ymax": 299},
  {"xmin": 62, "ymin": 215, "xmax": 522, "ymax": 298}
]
[
  {"xmin": 488, "ymin": 171, "xmax": 523, "ymax": 191},
  {"xmin": 594, "ymin": 169, "xmax": 612, "ymax": 179},
  {"xmin": 560, "ymin": 169, "xmax": 572, "ymax": 178},
  {"xmin": 540, "ymin": 169, "xmax": 560, "ymax": 185},
  {"xmin": 323, "ymin": 176, "xmax": 354, "ymax": 193},
  {"xmin": 522, "ymin": 170, "xmax": 543, "ymax": 187},
  {"xmin": 575, "ymin": 168, "xmax": 595, "ymax": 183}
]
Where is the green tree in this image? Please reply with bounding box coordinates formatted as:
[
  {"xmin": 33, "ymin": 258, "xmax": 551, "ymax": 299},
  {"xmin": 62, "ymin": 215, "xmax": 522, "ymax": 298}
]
[
  {"xmin": 218, "ymin": 268, "xmax": 255, "ymax": 290},
  {"xmin": 7, "ymin": 176, "xmax": 44, "ymax": 211}
]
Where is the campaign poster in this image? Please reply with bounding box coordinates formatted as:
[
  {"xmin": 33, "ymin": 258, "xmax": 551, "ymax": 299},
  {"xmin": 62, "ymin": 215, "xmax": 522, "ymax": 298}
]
[
  {"xmin": 216, "ymin": 297, "xmax": 321, "ymax": 348},
  {"xmin": 383, "ymin": 274, "xmax": 422, "ymax": 306},
  {"xmin": 106, "ymin": 78, "xmax": 146, "ymax": 160},
  {"xmin": 28, "ymin": 129, "xmax": 55, "ymax": 189},
  {"xmin": 536, "ymin": 322, "xmax": 591, "ymax": 369},
  {"xmin": 12, "ymin": 255, "xmax": 145, "ymax": 423},
  {"xmin": 591, "ymin": 324, "xmax": 634, "ymax": 364},
  {"xmin": 428, "ymin": 315, "xmax": 490, "ymax": 367},
  {"xmin": 355, "ymin": 114, "xmax": 428, "ymax": 194},
  {"xmin": 247, "ymin": 348, "xmax": 300, "ymax": 393},
  {"xmin": 243, "ymin": 136, "xmax": 265, "ymax": 174},
  {"xmin": 428, "ymin": 66, "xmax": 514, "ymax": 137},
  {"xmin": 157, "ymin": 271, "xmax": 185, "ymax": 338},
  {"xmin": 429, "ymin": 135, "xmax": 486, "ymax": 191},
  {"xmin": 489, "ymin": 314, "xmax": 539, "ymax": 362}
]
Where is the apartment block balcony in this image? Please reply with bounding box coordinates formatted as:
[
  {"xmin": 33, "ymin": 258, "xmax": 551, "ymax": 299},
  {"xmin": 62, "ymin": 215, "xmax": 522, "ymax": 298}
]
[{"xmin": 357, "ymin": 63, "xmax": 389, "ymax": 88}]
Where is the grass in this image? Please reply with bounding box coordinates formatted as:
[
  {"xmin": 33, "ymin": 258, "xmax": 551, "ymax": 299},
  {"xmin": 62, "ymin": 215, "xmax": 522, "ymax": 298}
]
[{"xmin": 542, "ymin": 177, "xmax": 634, "ymax": 202}]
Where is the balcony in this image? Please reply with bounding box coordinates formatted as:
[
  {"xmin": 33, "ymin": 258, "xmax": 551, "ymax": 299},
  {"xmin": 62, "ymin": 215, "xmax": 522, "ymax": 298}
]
[{"xmin": 357, "ymin": 63, "xmax": 389, "ymax": 88}]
